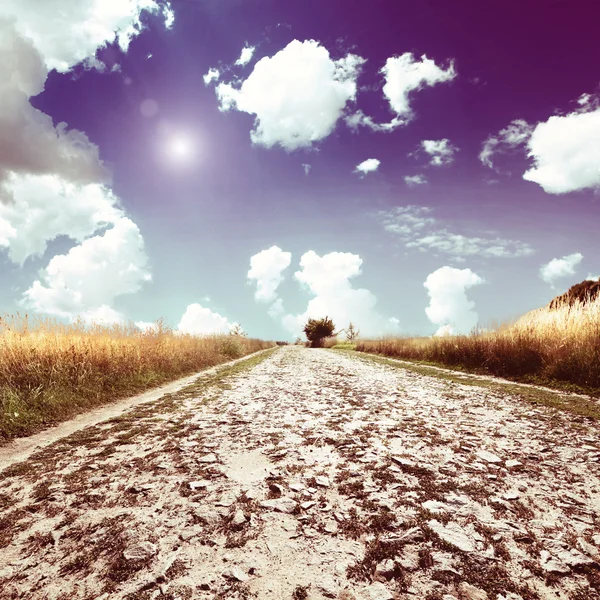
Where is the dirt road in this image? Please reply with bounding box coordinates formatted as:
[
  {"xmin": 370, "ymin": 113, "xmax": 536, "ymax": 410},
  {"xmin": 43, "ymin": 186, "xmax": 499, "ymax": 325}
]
[{"xmin": 1, "ymin": 347, "xmax": 599, "ymax": 600}]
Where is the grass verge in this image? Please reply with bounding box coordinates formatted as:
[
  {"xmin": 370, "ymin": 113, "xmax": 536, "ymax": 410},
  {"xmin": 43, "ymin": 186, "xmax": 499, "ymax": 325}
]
[
  {"xmin": 355, "ymin": 297, "xmax": 600, "ymax": 395},
  {"xmin": 1, "ymin": 347, "xmax": 278, "ymax": 476},
  {"xmin": 335, "ymin": 348, "xmax": 600, "ymax": 422},
  {"xmin": 0, "ymin": 314, "xmax": 274, "ymax": 442}
]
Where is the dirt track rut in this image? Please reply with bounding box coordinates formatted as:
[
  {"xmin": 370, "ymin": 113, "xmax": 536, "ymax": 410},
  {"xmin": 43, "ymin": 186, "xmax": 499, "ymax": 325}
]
[{"xmin": 1, "ymin": 346, "xmax": 599, "ymax": 600}]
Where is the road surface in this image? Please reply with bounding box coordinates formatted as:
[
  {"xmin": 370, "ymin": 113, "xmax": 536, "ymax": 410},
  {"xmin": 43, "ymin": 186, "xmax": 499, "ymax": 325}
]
[{"xmin": 1, "ymin": 346, "xmax": 599, "ymax": 600}]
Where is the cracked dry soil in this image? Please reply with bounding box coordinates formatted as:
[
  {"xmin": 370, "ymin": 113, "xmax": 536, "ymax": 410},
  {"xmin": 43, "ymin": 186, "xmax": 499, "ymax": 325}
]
[{"xmin": 1, "ymin": 346, "xmax": 599, "ymax": 600}]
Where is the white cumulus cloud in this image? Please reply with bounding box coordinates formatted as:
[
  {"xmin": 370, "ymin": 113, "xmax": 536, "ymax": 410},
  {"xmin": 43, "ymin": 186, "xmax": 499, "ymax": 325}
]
[
  {"xmin": 420, "ymin": 139, "xmax": 457, "ymax": 166},
  {"xmin": 354, "ymin": 158, "xmax": 381, "ymax": 175},
  {"xmin": 22, "ymin": 218, "xmax": 151, "ymax": 321},
  {"xmin": 177, "ymin": 303, "xmax": 234, "ymax": 335},
  {"xmin": 203, "ymin": 67, "xmax": 220, "ymax": 86},
  {"xmin": 0, "ymin": 0, "xmax": 173, "ymax": 73},
  {"xmin": 539, "ymin": 253, "xmax": 583, "ymax": 286},
  {"xmin": 481, "ymin": 95, "xmax": 600, "ymax": 194},
  {"xmin": 0, "ymin": 21, "xmax": 109, "ymax": 194},
  {"xmin": 381, "ymin": 53, "xmax": 456, "ymax": 119},
  {"xmin": 235, "ymin": 45, "xmax": 256, "ymax": 66},
  {"xmin": 80, "ymin": 305, "xmax": 126, "ymax": 326},
  {"xmin": 135, "ymin": 321, "xmax": 159, "ymax": 333},
  {"xmin": 424, "ymin": 266, "xmax": 484, "ymax": 336},
  {"xmin": 0, "ymin": 2, "xmax": 168, "ymax": 319},
  {"xmin": 345, "ymin": 53, "xmax": 455, "ymax": 133},
  {"xmin": 523, "ymin": 107, "xmax": 600, "ymax": 194},
  {"xmin": 215, "ymin": 39, "xmax": 365, "ymax": 150},
  {"xmin": 248, "ymin": 245, "xmax": 292, "ymax": 305},
  {"xmin": 282, "ymin": 251, "xmax": 400, "ymax": 339},
  {"xmin": 0, "ymin": 174, "xmax": 123, "ymax": 264}
]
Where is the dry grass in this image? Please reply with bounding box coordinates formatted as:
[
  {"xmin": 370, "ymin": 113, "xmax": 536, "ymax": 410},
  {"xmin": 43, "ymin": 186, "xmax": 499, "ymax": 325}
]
[
  {"xmin": 0, "ymin": 314, "xmax": 273, "ymax": 441},
  {"xmin": 356, "ymin": 297, "xmax": 600, "ymax": 394}
]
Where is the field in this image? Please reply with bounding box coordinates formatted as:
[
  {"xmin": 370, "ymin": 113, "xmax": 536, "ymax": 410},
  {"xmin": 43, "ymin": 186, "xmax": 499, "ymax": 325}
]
[
  {"xmin": 0, "ymin": 314, "xmax": 273, "ymax": 441},
  {"xmin": 356, "ymin": 296, "xmax": 600, "ymax": 394}
]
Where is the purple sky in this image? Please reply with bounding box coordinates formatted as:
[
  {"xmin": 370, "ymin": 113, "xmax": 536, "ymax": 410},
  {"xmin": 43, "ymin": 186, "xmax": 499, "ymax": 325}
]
[{"xmin": 1, "ymin": 0, "xmax": 599, "ymax": 339}]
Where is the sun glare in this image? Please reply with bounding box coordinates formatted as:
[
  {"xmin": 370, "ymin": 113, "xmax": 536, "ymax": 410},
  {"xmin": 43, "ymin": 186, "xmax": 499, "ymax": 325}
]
[{"xmin": 167, "ymin": 135, "xmax": 194, "ymax": 161}]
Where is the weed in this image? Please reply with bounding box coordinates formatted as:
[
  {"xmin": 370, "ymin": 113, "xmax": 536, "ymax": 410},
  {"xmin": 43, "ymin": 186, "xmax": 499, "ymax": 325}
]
[{"xmin": 292, "ymin": 585, "xmax": 309, "ymax": 599}]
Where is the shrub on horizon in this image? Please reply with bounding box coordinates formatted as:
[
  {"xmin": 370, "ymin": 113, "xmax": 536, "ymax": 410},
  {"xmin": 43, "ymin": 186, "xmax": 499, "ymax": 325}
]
[{"xmin": 303, "ymin": 316, "xmax": 335, "ymax": 348}]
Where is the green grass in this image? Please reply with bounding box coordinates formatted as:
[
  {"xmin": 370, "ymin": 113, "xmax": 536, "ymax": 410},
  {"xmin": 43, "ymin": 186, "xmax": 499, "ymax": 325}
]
[{"xmin": 331, "ymin": 342, "xmax": 357, "ymax": 350}]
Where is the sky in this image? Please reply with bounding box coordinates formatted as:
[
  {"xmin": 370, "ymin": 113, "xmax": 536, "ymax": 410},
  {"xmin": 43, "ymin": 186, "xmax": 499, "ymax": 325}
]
[{"xmin": 1, "ymin": 0, "xmax": 599, "ymax": 340}]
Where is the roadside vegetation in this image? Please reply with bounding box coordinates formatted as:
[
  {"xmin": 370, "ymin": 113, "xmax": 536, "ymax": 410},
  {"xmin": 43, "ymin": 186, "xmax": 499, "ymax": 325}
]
[
  {"xmin": 0, "ymin": 314, "xmax": 273, "ymax": 441},
  {"xmin": 303, "ymin": 316, "xmax": 335, "ymax": 348},
  {"xmin": 355, "ymin": 293, "xmax": 600, "ymax": 395}
]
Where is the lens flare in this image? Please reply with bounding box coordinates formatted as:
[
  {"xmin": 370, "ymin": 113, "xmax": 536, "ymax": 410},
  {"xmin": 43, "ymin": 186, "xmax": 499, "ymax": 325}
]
[{"xmin": 163, "ymin": 134, "xmax": 195, "ymax": 163}]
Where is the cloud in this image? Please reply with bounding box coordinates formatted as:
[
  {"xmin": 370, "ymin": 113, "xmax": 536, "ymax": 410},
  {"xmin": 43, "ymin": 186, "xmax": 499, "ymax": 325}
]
[
  {"xmin": 215, "ymin": 39, "xmax": 365, "ymax": 150},
  {"xmin": 80, "ymin": 305, "xmax": 126, "ymax": 326},
  {"xmin": 302, "ymin": 163, "xmax": 311, "ymax": 176},
  {"xmin": 282, "ymin": 250, "xmax": 400, "ymax": 338},
  {"xmin": 248, "ymin": 245, "xmax": 292, "ymax": 303},
  {"xmin": 0, "ymin": 21, "xmax": 109, "ymax": 193},
  {"xmin": 203, "ymin": 67, "xmax": 220, "ymax": 86},
  {"xmin": 135, "ymin": 321, "xmax": 159, "ymax": 333},
  {"xmin": 420, "ymin": 139, "xmax": 457, "ymax": 166},
  {"xmin": 578, "ymin": 93, "xmax": 592, "ymax": 107},
  {"xmin": 407, "ymin": 232, "xmax": 533, "ymax": 258},
  {"xmin": 344, "ymin": 110, "xmax": 404, "ymax": 133},
  {"xmin": 177, "ymin": 303, "xmax": 234, "ymax": 335},
  {"xmin": 0, "ymin": 2, "xmax": 168, "ymax": 319},
  {"xmin": 404, "ymin": 174, "xmax": 427, "ymax": 187},
  {"xmin": 523, "ymin": 106, "xmax": 600, "ymax": 194},
  {"xmin": 378, "ymin": 206, "xmax": 436, "ymax": 236},
  {"xmin": 354, "ymin": 158, "xmax": 381, "ymax": 175},
  {"xmin": 267, "ymin": 298, "xmax": 284, "ymax": 318},
  {"xmin": 539, "ymin": 253, "xmax": 583, "ymax": 285},
  {"xmin": 235, "ymin": 45, "xmax": 255, "ymax": 66},
  {"xmin": 0, "ymin": 174, "xmax": 123, "ymax": 264},
  {"xmin": 345, "ymin": 53, "xmax": 455, "ymax": 133},
  {"xmin": 0, "ymin": 0, "xmax": 173, "ymax": 73},
  {"xmin": 479, "ymin": 119, "xmax": 532, "ymax": 169},
  {"xmin": 162, "ymin": 4, "xmax": 175, "ymax": 29},
  {"xmin": 22, "ymin": 218, "xmax": 151, "ymax": 320},
  {"xmin": 381, "ymin": 53, "xmax": 456, "ymax": 119},
  {"xmin": 480, "ymin": 94, "xmax": 600, "ymax": 194},
  {"xmin": 433, "ymin": 324, "xmax": 454, "ymax": 337},
  {"xmin": 378, "ymin": 205, "xmax": 534, "ymax": 258},
  {"xmin": 424, "ymin": 266, "xmax": 484, "ymax": 335}
]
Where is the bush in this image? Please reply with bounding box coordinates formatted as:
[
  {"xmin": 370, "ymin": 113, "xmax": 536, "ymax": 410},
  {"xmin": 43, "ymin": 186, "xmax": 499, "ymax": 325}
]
[
  {"xmin": 218, "ymin": 337, "xmax": 245, "ymax": 359},
  {"xmin": 303, "ymin": 317, "xmax": 335, "ymax": 348}
]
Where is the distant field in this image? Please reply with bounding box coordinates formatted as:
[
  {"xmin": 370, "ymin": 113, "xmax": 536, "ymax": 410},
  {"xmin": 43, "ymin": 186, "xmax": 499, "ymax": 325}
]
[
  {"xmin": 0, "ymin": 315, "xmax": 273, "ymax": 441},
  {"xmin": 355, "ymin": 297, "xmax": 600, "ymax": 395}
]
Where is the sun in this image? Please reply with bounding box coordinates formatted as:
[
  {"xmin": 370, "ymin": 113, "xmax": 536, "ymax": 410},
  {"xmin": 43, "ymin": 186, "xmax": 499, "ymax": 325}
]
[{"xmin": 168, "ymin": 135, "xmax": 193, "ymax": 161}]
